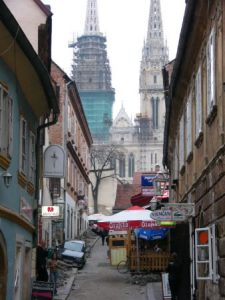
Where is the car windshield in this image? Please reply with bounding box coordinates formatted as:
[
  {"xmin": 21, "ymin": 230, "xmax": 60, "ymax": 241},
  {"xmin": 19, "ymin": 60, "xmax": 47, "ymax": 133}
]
[{"xmin": 64, "ymin": 241, "xmax": 83, "ymax": 252}]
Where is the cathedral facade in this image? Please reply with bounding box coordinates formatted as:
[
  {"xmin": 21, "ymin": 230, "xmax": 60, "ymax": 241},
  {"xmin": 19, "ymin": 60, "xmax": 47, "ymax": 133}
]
[{"xmin": 110, "ymin": 0, "xmax": 168, "ymax": 182}]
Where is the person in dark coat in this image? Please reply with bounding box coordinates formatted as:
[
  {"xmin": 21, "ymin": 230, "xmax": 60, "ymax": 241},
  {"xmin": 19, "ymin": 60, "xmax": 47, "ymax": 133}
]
[
  {"xmin": 166, "ymin": 252, "xmax": 180, "ymax": 300},
  {"xmin": 36, "ymin": 240, "xmax": 48, "ymax": 282}
]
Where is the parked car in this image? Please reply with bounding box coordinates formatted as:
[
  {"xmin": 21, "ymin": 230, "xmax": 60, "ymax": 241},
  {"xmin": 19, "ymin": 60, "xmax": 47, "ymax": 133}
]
[{"xmin": 59, "ymin": 240, "xmax": 86, "ymax": 269}]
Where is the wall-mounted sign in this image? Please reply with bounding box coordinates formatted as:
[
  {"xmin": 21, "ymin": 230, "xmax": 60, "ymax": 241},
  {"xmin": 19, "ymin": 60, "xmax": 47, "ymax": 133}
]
[
  {"xmin": 42, "ymin": 206, "xmax": 60, "ymax": 217},
  {"xmin": 141, "ymin": 175, "xmax": 156, "ymax": 187},
  {"xmin": 43, "ymin": 145, "xmax": 65, "ymax": 178}
]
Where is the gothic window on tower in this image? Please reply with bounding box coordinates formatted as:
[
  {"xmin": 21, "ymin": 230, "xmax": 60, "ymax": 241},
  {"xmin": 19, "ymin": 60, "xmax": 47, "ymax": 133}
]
[
  {"xmin": 128, "ymin": 153, "xmax": 135, "ymax": 178},
  {"xmin": 119, "ymin": 154, "xmax": 125, "ymax": 178},
  {"xmin": 151, "ymin": 97, "xmax": 159, "ymax": 129},
  {"xmin": 154, "ymin": 75, "xmax": 157, "ymax": 84}
]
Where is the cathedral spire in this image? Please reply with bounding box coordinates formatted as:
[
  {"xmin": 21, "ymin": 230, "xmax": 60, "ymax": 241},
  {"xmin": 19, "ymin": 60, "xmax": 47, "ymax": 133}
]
[
  {"xmin": 147, "ymin": 0, "xmax": 164, "ymax": 43},
  {"xmin": 84, "ymin": 0, "xmax": 101, "ymax": 35}
]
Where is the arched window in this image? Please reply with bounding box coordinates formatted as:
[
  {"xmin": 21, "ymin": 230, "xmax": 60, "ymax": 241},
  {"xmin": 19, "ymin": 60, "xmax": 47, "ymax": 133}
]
[
  {"xmin": 128, "ymin": 153, "xmax": 135, "ymax": 178},
  {"xmin": 151, "ymin": 97, "xmax": 159, "ymax": 129},
  {"xmin": 119, "ymin": 154, "xmax": 126, "ymax": 178}
]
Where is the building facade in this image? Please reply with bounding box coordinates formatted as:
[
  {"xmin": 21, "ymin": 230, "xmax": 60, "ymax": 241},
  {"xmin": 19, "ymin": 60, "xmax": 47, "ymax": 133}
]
[
  {"xmin": 0, "ymin": 1, "xmax": 59, "ymax": 299},
  {"xmin": 163, "ymin": 1, "xmax": 225, "ymax": 299},
  {"xmin": 70, "ymin": 0, "xmax": 115, "ymax": 142},
  {"xmin": 50, "ymin": 62, "xmax": 92, "ymax": 241}
]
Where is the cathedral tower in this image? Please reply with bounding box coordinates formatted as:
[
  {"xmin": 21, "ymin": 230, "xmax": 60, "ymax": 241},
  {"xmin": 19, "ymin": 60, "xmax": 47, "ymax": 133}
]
[
  {"xmin": 139, "ymin": 0, "xmax": 168, "ymax": 141},
  {"xmin": 70, "ymin": 0, "xmax": 115, "ymax": 142}
]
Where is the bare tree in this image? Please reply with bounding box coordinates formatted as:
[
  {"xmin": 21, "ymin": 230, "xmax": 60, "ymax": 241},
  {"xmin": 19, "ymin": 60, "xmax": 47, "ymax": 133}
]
[{"xmin": 90, "ymin": 144, "xmax": 121, "ymax": 213}]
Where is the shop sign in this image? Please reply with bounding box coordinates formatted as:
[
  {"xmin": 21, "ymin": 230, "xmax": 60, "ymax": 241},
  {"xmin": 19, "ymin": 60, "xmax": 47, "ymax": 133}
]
[{"xmin": 42, "ymin": 206, "xmax": 60, "ymax": 217}]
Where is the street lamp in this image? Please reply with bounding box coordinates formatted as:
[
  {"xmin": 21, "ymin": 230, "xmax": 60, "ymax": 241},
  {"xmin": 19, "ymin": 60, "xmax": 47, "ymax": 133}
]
[{"xmin": 0, "ymin": 171, "xmax": 12, "ymax": 188}]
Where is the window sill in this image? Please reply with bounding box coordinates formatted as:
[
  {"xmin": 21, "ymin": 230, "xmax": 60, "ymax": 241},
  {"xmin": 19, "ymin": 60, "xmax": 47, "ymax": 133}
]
[
  {"xmin": 17, "ymin": 171, "xmax": 27, "ymax": 188},
  {"xmin": 206, "ymin": 104, "xmax": 217, "ymax": 126},
  {"xmin": 194, "ymin": 131, "xmax": 203, "ymax": 148},
  {"xmin": 179, "ymin": 165, "xmax": 185, "ymax": 176},
  {"xmin": 0, "ymin": 154, "xmax": 11, "ymax": 170},
  {"xmin": 27, "ymin": 182, "xmax": 35, "ymax": 196},
  {"xmin": 186, "ymin": 151, "xmax": 193, "ymax": 164}
]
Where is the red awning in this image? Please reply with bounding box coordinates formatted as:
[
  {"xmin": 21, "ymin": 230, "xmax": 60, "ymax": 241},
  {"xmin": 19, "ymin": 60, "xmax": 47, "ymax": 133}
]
[{"xmin": 130, "ymin": 193, "xmax": 153, "ymax": 207}]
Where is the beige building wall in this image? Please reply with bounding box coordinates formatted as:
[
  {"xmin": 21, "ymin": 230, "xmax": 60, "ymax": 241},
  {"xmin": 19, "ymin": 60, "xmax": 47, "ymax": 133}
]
[{"xmin": 88, "ymin": 169, "xmax": 118, "ymax": 215}]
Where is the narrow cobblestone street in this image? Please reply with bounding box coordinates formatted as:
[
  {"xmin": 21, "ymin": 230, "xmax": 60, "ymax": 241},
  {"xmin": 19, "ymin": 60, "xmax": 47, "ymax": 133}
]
[{"xmin": 68, "ymin": 236, "xmax": 148, "ymax": 300}]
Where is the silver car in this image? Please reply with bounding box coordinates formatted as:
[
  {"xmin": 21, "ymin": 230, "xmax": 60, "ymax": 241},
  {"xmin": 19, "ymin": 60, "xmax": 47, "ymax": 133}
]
[{"xmin": 61, "ymin": 240, "xmax": 86, "ymax": 269}]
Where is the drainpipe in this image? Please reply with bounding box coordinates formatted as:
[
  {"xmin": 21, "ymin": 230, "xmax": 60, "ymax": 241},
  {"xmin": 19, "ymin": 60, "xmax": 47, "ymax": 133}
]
[{"xmin": 34, "ymin": 111, "xmax": 58, "ymax": 245}]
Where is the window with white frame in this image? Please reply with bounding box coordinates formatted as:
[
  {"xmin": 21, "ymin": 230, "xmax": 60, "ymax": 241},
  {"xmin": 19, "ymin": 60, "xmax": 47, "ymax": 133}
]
[
  {"xmin": 0, "ymin": 84, "xmax": 13, "ymax": 158},
  {"xmin": 195, "ymin": 225, "xmax": 218, "ymax": 282},
  {"xmin": 179, "ymin": 114, "xmax": 185, "ymax": 170},
  {"xmin": 20, "ymin": 116, "xmax": 27, "ymax": 174},
  {"xmin": 28, "ymin": 131, "xmax": 35, "ymax": 183},
  {"xmin": 195, "ymin": 66, "xmax": 202, "ymax": 138},
  {"xmin": 186, "ymin": 92, "xmax": 192, "ymax": 156},
  {"xmin": 206, "ymin": 27, "xmax": 216, "ymax": 115}
]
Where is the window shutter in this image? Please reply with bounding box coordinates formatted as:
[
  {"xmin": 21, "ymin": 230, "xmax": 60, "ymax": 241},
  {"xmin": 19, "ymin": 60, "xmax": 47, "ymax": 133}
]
[
  {"xmin": 179, "ymin": 115, "xmax": 184, "ymax": 170},
  {"xmin": 186, "ymin": 93, "xmax": 192, "ymax": 156},
  {"xmin": 207, "ymin": 28, "xmax": 216, "ymax": 114},
  {"xmin": 195, "ymin": 66, "xmax": 202, "ymax": 138}
]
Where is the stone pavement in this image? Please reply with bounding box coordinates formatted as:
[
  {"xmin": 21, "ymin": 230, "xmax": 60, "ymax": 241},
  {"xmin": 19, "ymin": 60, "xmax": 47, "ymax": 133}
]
[
  {"xmin": 53, "ymin": 231, "xmax": 164, "ymax": 300},
  {"xmin": 54, "ymin": 232, "xmax": 98, "ymax": 300}
]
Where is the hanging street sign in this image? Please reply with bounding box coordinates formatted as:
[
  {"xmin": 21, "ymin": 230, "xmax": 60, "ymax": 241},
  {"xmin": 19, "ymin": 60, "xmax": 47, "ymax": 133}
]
[
  {"xmin": 150, "ymin": 209, "xmax": 173, "ymax": 221},
  {"xmin": 163, "ymin": 203, "xmax": 195, "ymax": 217},
  {"xmin": 150, "ymin": 209, "xmax": 187, "ymax": 222}
]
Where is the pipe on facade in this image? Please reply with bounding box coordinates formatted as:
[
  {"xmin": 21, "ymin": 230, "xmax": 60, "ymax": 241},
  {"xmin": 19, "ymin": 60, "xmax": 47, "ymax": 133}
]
[{"xmin": 33, "ymin": 111, "xmax": 58, "ymax": 245}]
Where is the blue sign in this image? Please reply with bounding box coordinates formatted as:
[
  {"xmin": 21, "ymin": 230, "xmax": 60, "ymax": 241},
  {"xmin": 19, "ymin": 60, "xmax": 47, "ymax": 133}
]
[
  {"xmin": 135, "ymin": 228, "xmax": 169, "ymax": 241},
  {"xmin": 141, "ymin": 175, "xmax": 156, "ymax": 187}
]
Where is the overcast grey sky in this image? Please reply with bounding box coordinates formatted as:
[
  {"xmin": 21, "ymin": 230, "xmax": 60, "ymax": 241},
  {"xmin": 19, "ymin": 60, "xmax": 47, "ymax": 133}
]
[{"xmin": 43, "ymin": 0, "xmax": 185, "ymax": 119}]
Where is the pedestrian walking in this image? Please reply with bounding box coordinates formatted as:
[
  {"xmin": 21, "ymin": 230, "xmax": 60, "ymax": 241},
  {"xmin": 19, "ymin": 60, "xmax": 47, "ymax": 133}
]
[
  {"xmin": 36, "ymin": 240, "xmax": 48, "ymax": 282},
  {"xmin": 166, "ymin": 252, "xmax": 180, "ymax": 300},
  {"xmin": 100, "ymin": 229, "xmax": 108, "ymax": 246},
  {"xmin": 48, "ymin": 252, "xmax": 58, "ymax": 295}
]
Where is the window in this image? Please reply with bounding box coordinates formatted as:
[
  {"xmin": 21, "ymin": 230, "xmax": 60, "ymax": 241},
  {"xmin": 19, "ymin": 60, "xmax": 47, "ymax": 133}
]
[
  {"xmin": 195, "ymin": 66, "xmax": 202, "ymax": 138},
  {"xmin": 179, "ymin": 115, "xmax": 185, "ymax": 170},
  {"xmin": 186, "ymin": 92, "xmax": 192, "ymax": 156},
  {"xmin": 20, "ymin": 116, "xmax": 27, "ymax": 174},
  {"xmin": 49, "ymin": 178, "xmax": 61, "ymax": 197},
  {"xmin": 206, "ymin": 28, "xmax": 216, "ymax": 114},
  {"xmin": 195, "ymin": 225, "xmax": 218, "ymax": 282},
  {"xmin": 28, "ymin": 131, "xmax": 35, "ymax": 183},
  {"xmin": 154, "ymin": 75, "xmax": 157, "ymax": 83},
  {"xmin": 128, "ymin": 153, "xmax": 135, "ymax": 177},
  {"xmin": 119, "ymin": 154, "xmax": 125, "ymax": 178},
  {"xmin": 151, "ymin": 97, "xmax": 159, "ymax": 129},
  {"xmin": 0, "ymin": 84, "xmax": 13, "ymax": 158}
]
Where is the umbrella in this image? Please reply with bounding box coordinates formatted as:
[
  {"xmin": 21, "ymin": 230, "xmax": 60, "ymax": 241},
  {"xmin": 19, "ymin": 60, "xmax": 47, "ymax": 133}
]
[
  {"xmin": 97, "ymin": 206, "xmax": 172, "ymax": 231},
  {"xmin": 135, "ymin": 228, "xmax": 170, "ymax": 241},
  {"xmin": 87, "ymin": 213, "xmax": 106, "ymax": 221}
]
